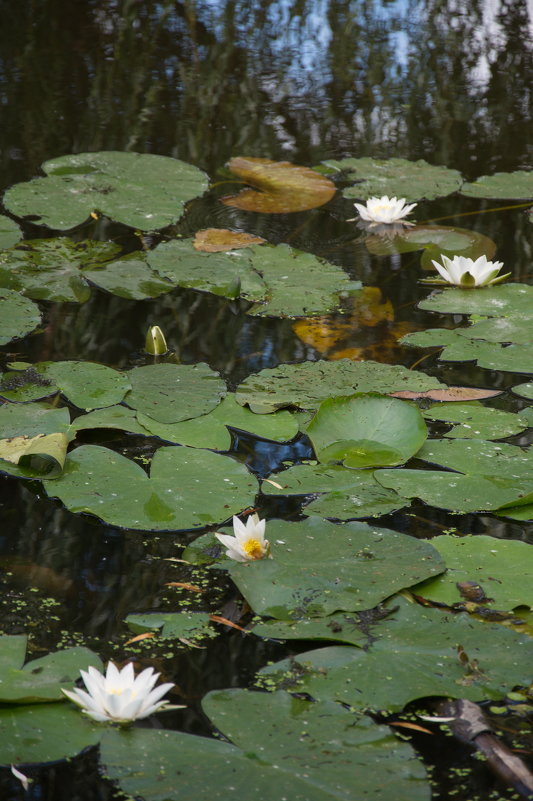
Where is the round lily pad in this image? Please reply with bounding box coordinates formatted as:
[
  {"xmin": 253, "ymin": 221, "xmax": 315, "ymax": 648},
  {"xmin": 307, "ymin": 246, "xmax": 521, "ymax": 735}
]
[
  {"xmin": 84, "ymin": 253, "xmax": 174, "ymax": 300},
  {"xmin": 0, "ymin": 288, "xmax": 41, "ymax": 345},
  {"xmin": 45, "ymin": 444, "xmax": 259, "ymax": 531},
  {"xmin": 0, "ymin": 214, "xmax": 22, "ymax": 249},
  {"xmin": 319, "ymin": 157, "xmax": 462, "ymax": 201},
  {"xmin": 3, "ymin": 151, "xmax": 209, "ymax": 231}
]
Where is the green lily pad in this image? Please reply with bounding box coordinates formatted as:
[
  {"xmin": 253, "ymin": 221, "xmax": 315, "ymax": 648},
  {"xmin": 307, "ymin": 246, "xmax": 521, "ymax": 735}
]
[
  {"xmin": 375, "ymin": 470, "xmax": 533, "ymax": 513},
  {"xmin": 3, "ymin": 151, "xmax": 208, "ymax": 231},
  {"xmin": 45, "ymin": 444, "xmax": 259, "ymax": 531},
  {"xmin": 412, "ymin": 535, "xmax": 533, "ymax": 610},
  {"xmin": 306, "ymin": 395, "xmax": 427, "ymax": 468},
  {"xmin": 0, "ymin": 364, "xmax": 58, "ymax": 403},
  {"xmin": 418, "ymin": 283, "xmax": 533, "ymax": 316},
  {"xmin": 126, "ymin": 612, "xmax": 217, "ymax": 644},
  {"xmin": 84, "ymin": 253, "xmax": 174, "ymax": 300},
  {"xmin": 0, "ymin": 634, "xmax": 102, "ymax": 703},
  {"xmin": 0, "ymin": 215, "xmax": 22, "ymax": 249},
  {"xmin": 422, "ymin": 403, "xmax": 529, "ymax": 440},
  {"xmin": 220, "ymin": 517, "xmax": 444, "ymax": 619},
  {"xmin": 0, "ymin": 288, "xmax": 42, "ymax": 345},
  {"xmin": 0, "ymin": 704, "xmax": 101, "ymax": 766},
  {"xmin": 235, "ymin": 360, "xmax": 444, "ymax": 414},
  {"xmin": 124, "ymin": 363, "xmax": 226, "ymax": 424},
  {"xmin": 0, "ymin": 432, "xmax": 68, "ymax": 478},
  {"xmin": 252, "ymin": 613, "xmax": 371, "ymax": 646},
  {"xmin": 0, "ymin": 238, "xmax": 122, "ymax": 302},
  {"xmin": 320, "ymin": 157, "xmax": 462, "ymax": 201},
  {"xmin": 137, "ymin": 394, "xmax": 298, "ymax": 449},
  {"xmin": 258, "ymin": 598, "xmax": 533, "ymax": 712},
  {"xmin": 69, "ymin": 405, "xmax": 151, "ymax": 437},
  {"xmin": 100, "ymin": 690, "xmax": 429, "ymax": 801},
  {"xmin": 262, "ymin": 463, "xmax": 409, "ymax": 519},
  {"xmin": 365, "ymin": 225, "xmax": 496, "ymax": 269},
  {"xmin": 147, "ymin": 239, "xmax": 268, "ymax": 302},
  {"xmin": 513, "ymin": 382, "xmax": 533, "ymax": 400},
  {"xmin": 457, "ymin": 315, "xmax": 533, "ymax": 344},
  {"xmin": 0, "ymin": 402, "xmax": 72, "ymax": 478},
  {"xmin": 45, "ymin": 361, "xmax": 132, "ymax": 410},
  {"xmin": 460, "ymin": 171, "xmax": 533, "ymax": 200},
  {"xmin": 416, "ymin": 438, "xmax": 533, "ymax": 478}
]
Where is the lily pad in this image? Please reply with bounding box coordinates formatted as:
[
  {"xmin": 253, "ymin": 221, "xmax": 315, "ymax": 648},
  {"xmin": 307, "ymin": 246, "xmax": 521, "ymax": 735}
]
[
  {"xmin": 375, "ymin": 470, "xmax": 533, "ymax": 514},
  {"xmin": 0, "ymin": 634, "xmax": 102, "ymax": 703},
  {"xmin": 70, "ymin": 405, "xmax": 151, "ymax": 437},
  {"xmin": 0, "ymin": 288, "xmax": 42, "ymax": 345},
  {"xmin": 418, "ymin": 283, "xmax": 533, "ymax": 316},
  {"xmin": 320, "ymin": 157, "xmax": 462, "ymax": 201},
  {"xmin": 457, "ymin": 315, "xmax": 533, "ymax": 345},
  {"xmin": 126, "ymin": 612, "xmax": 217, "ymax": 643},
  {"xmin": 460, "ymin": 170, "xmax": 533, "ymax": 200},
  {"xmin": 252, "ymin": 613, "xmax": 371, "ymax": 646},
  {"xmin": 100, "ymin": 690, "xmax": 429, "ymax": 801},
  {"xmin": 124, "ymin": 363, "xmax": 226, "ymax": 424},
  {"xmin": 0, "ymin": 704, "xmax": 101, "ymax": 766},
  {"xmin": 306, "ymin": 395, "xmax": 427, "ymax": 468},
  {"xmin": 193, "ymin": 228, "xmax": 266, "ymax": 252},
  {"xmin": 220, "ymin": 517, "xmax": 444, "ymax": 619},
  {"xmin": 0, "ymin": 215, "xmax": 22, "ymax": 249},
  {"xmin": 365, "ymin": 225, "xmax": 496, "ymax": 269},
  {"xmin": 412, "ymin": 535, "xmax": 533, "ymax": 610},
  {"xmin": 83, "ymin": 253, "xmax": 174, "ymax": 300},
  {"xmin": 222, "ymin": 157, "xmax": 336, "ymax": 213},
  {"xmin": 513, "ymin": 382, "xmax": 533, "ymax": 400},
  {"xmin": 147, "ymin": 239, "xmax": 267, "ymax": 301},
  {"xmin": 45, "ymin": 444, "xmax": 259, "ymax": 531},
  {"xmin": 137, "ymin": 394, "xmax": 298, "ymax": 449},
  {"xmin": 258, "ymin": 598, "xmax": 533, "ymax": 711},
  {"xmin": 0, "ymin": 432, "xmax": 68, "ymax": 478},
  {"xmin": 235, "ymin": 359, "xmax": 444, "ymax": 414},
  {"xmin": 0, "ymin": 238, "xmax": 122, "ymax": 302},
  {"xmin": 422, "ymin": 403, "xmax": 529, "ymax": 440},
  {"xmin": 262, "ymin": 463, "xmax": 409, "ymax": 519},
  {"xmin": 416, "ymin": 438, "xmax": 533, "ymax": 478},
  {"xmin": 45, "ymin": 361, "xmax": 132, "ymax": 410},
  {"xmin": 3, "ymin": 151, "xmax": 208, "ymax": 231}
]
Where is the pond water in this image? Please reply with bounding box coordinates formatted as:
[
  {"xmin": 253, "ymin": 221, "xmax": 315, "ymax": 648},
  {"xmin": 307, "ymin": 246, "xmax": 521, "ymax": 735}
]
[{"xmin": 0, "ymin": 1, "xmax": 532, "ymax": 800}]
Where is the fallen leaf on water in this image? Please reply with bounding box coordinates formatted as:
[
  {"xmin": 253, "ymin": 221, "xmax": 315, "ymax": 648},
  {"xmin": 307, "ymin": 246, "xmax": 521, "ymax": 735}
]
[
  {"xmin": 388, "ymin": 721, "xmax": 434, "ymax": 735},
  {"xmin": 193, "ymin": 228, "xmax": 266, "ymax": 252},
  {"xmin": 390, "ymin": 387, "xmax": 503, "ymax": 401},
  {"xmin": 124, "ymin": 632, "xmax": 155, "ymax": 646},
  {"xmin": 222, "ymin": 157, "xmax": 336, "ymax": 213},
  {"xmin": 165, "ymin": 582, "xmax": 204, "ymax": 593},
  {"xmin": 209, "ymin": 615, "xmax": 248, "ymax": 633}
]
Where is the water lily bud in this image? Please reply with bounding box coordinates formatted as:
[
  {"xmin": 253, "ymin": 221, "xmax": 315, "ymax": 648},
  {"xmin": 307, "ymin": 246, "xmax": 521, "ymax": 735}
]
[{"xmin": 145, "ymin": 325, "xmax": 168, "ymax": 355}]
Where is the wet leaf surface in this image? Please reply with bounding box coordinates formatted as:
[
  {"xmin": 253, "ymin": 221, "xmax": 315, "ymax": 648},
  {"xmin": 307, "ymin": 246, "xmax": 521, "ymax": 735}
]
[
  {"xmin": 193, "ymin": 228, "xmax": 266, "ymax": 251},
  {"xmin": 460, "ymin": 170, "xmax": 533, "ymax": 199},
  {"xmin": 0, "ymin": 288, "xmax": 41, "ymax": 345}
]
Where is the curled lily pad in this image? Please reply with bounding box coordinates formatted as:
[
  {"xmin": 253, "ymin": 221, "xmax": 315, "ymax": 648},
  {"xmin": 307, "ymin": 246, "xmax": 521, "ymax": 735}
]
[
  {"xmin": 460, "ymin": 170, "xmax": 533, "ymax": 199},
  {"xmin": 306, "ymin": 395, "xmax": 427, "ymax": 468},
  {"xmin": 236, "ymin": 359, "xmax": 444, "ymax": 413},
  {"xmin": 0, "ymin": 432, "xmax": 68, "ymax": 478},
  {"xmin": 0, "ymin": 288, "xmax": 41, "ymax": 345},
  {"xmin": 0, "ymin": 214, "xmax": 22, "ymax": 249},
  {"xmin": 219, "ymin": 517, "xmax": 444, "ymax": 619},
  {"xmin": 0, "ymin": 238, "xmax": 122, "ymax": 303},
  {"xmin": 3, "ymin": 151, "xmax": 209, "ymax": 231},
  {"xmin": 221, "ymin": 157, "xmax": 336, "ymax": 213},
  {"xmin": 45, "ymin": 444, "xmax": 259, "ymax": 531},
  {"xmin": 319, "ymin": 157, "xmax": 462, "ymax": 201}
]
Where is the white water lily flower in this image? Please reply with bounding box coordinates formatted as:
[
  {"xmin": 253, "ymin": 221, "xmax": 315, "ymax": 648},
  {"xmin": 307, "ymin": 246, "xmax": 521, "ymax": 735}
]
[
  {"xmin": 215, "ymin": 513, "xmax": 270, "ymax": 562},
  {"xmin": 349, "ymin": 195, "xmax": 417, "ymax": 225},
  {"xmin": 62, "ymin": 662, "xmax": 174, "ymax": 724},
  {"xmin": 430, "ymin": 254, "xmax": 511, "ymax": 287}
]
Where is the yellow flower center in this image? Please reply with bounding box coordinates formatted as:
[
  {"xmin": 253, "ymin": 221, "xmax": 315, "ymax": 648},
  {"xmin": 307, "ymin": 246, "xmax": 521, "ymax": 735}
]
[{"xmin": 243, "ymin": 538, "xmax": 264, "ymax": 559}]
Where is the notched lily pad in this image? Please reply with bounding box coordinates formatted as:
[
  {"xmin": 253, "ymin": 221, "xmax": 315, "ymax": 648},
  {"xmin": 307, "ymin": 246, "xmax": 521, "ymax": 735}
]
[
  {"xmin": 319, "ymin": 157, "xmax": 462, "ymax": 201},
  {"xmin": 45, "ymin": 444, "xmax": 258, "ymax": 531},
  {"xmin": 222, "ymin": 157, "xmax": 336, "ymax": 213},
  {"xmin": 3, "ymin": 151, "xmax": 209, "ymax": 231}
]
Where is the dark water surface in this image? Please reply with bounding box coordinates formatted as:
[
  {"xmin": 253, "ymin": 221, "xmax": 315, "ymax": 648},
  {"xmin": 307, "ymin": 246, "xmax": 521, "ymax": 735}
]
[{"xmin": 0, "ymin": 1, "xmax": 532, "ymax": 799}]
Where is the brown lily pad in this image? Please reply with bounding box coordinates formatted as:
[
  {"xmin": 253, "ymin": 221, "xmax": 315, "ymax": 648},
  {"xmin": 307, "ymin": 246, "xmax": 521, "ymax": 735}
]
[
  {"xmin": 193, "ymin": 228, "xmax": 266, "ymax": 252},
  {"xmin": 390, "ymin": 387, "xmax": 503, "ymax": 402},
  {"xmin": 221, "ymin": 157, "xmax": 336, "ymax": 213}
]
